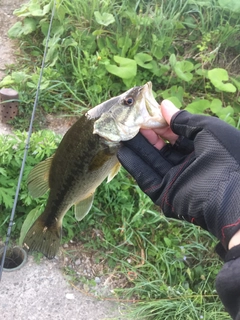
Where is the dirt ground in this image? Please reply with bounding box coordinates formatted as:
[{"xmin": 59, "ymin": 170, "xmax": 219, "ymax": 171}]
[{"xmin": 0, "ymin": 1, "xmax": 126, "ymax": 319}]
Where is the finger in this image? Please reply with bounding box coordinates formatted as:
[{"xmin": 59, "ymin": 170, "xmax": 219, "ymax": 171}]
[
  {"xmin": 118, "ymin": 133, "xmax": 172, "ymax": 177},
  {"xmin": 156, "ymin": 127, "xmax": 179, "ymax": 145},
  {"xmin": 147, "ymin": 100, "xmax": 179, "ymax": 145},
  {"xmin": 161, "ymin": 99, "xmax": 180, "ymax": 125},
  {"xmin": 170, "ymin": 109, "xmax": 240, "ymax": 165},
  {"xmin": 140, "ymin": 129, "xmax": 166, "ymax": 150},
  {"xmin": 117, "ymin": 145, "xmax": 165, "ymax": 193}
]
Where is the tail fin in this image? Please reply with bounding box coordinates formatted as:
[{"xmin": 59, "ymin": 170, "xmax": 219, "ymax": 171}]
[{"xmin": 23, "ymin": 216, "xmax": 62, "ymax": 259}]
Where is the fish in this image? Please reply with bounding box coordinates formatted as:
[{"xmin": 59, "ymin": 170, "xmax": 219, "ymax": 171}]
[{"xmin": 22, "ymin": 81, "xmax": 167, "ymax": 259}]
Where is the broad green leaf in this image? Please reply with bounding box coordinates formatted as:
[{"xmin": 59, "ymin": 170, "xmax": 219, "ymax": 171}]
[
  {"xmin": 43, "ymin": 3, "xmax": 52, "ymax": 15},
  {"xmin": 11, "ymin": 72, "xmax": 29, "ymax": 84},
  {"xmin": 208, "ymin": 68, "xmax": 236, "ymax": 92},
  {"xmin": 94, "ymin": 11, "xmax": 115, "ymax": 26},
  {"xmin": 219, "ymin": 114, "xmax": 236, "ymax": 127},
  {"xmin": 219, "ymin": 105, "xmax": 234, "ymax": 116},
  {"xmin": 22, "ymin": 17, "xmax": 38, "ymax": 35},
  {"xmin": 106, "ymin": 56, "xmax": 137, "ymax": 79},
  {"xmin": 26, "ymin": 2, "xmax": 44, "ymax": 16},
  {"xmin": 13, "ymin": 3, "xmax": 30, "ymax": 17},
  {"xmin": 210, "ymin": 100, "xmax": 234, "ymax": 125},
  {"xmin": 231, "ymin": 77, "xmax": 240, "ymax": 90},
  {"xmin": 8, "ymin": 18, "xmax": 37, "ymax": 38},
  {"xmin": 196, "ymin": 69, "xmax": 208, "ymax": 77},
  {"xmin": 27, "ymin": 80, "xmax": 50, "ymax": 90},
  {"xmin": 0, "ymin": 75, "xmax": 14, "ymax": 87},
  {"xmin": 0, "ymin": 187, "xmax": 14, "ymax": 209},
  {"xmin": 185, "ymin": 100, "xmax": 210, "ymax": 113},
  {"xmin": 14, "ymin": 1, "xmax": 45, "ymax": 17},
  {"xmin": 218, "ymin": 0, "xmax": 240, "ymax": 12},
  {"xmin": 164, "ymin": 237, "xmax": 172, "ymax": 247},
  {"xmin": 19, "ymin": 208, "xmax": 42, "ymax": 246},
  {"xmin": 219, "ymin": 106, "xmax": 235, "ymax": 127},
  {"xmin": 174, "ymin": 60, "xmax": 194, "ymax": 82},
  {"xmin": 210, "ymin": 99, "xmax": 222, "ymax": 114},
  {"xmin": 8, "ymin": 22, "xmax": 23, "ymax": 38},
  {"xmin": 169, "ymin": 54, "xmax": 177, "ymax": 67},
  {"xmin": 164, "ymin": 97, "xmax": 182, "ymax": 108},
  {"xmin": 134, "ymin": 53, "xmax": 153, "ymax": 69},
  {"xmin": 162, "ymin": 85, "xmax": 184, "ymax": 103}
]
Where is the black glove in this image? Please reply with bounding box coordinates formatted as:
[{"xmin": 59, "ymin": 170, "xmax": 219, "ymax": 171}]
[
  {"xmin": 216, "ymin": 244, "xmax": 240, "ymax": 319},
  {"xmin": 118, "ymin": 110, "xmax": 240, "ymax": 319},
  {"xmin": 118, "ymin": 110, "xmax": 240, "ymax": 249}
]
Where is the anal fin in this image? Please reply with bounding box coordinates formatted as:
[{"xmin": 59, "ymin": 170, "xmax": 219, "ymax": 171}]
[{"xmin": 74, "ymin": 194, "xmax": 94, "ymax": 221}]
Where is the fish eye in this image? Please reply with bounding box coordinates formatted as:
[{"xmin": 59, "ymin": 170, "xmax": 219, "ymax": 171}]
[{"xmin": 124, "ymin": 97, "xmax": 134, "ymax": 106}]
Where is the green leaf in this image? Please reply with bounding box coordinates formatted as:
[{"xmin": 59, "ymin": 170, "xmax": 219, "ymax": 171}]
[
  {"xmin": 14, "ymin": 1, "xmax": 45, "ymax": 17},
  {"xmin": 185, "ymin": 100, "xmax": 210, "ymax": 113},
  {"xmin": 208, "ymin": 68, "xmax": 236, "ymax": 92},
  {"xmin": 134, "ymin": 53, "xmax": 153, "ymax": 69},
  {"xmin": 164, "ymin": 237, "xmax": 172, "ymax": 247},
  {"xmin": 231, "ymin": 77, "xmax": 240, "ymax": 90},
  {"xmin": 161, "ymin": 85, "xmax": 184, "ymax": 103},
  {"xmin": 8, "ymin": 21, "xmax": 23, "ymax": 38},
  {"xmin": 174, "ymin": 60, "xmax": 194, "ymax": 82},
  {"xmin": 169, "ymin": 54, "xmax": 177, "ymax": 67},
  {"xmin": 209, "ymin": 100, "xmax": 235, "ymax": 125},
  {"xmin": 106, "ymin": 56, "xmax": 137, "ymax": 79},
  {"xmin": 219, "ymin": 105, "xmax": 234, "ymax": 116},
  {"xmin": 94, "ymin": 11, "xmax": 115, "ymax": 26},
  {"xmin": 209, "ymin": 99, "xmax": 222, "ymax": 114},
  {"xmin": 218, "ymin": 0, "xmax": 240, "ymax": 12},
  {"xmin": 0, "ymin": 187, "xmax": 14, "ymax": 209},
  {"xmin": 165, "ymin": 97, "xmax": 182, "ymax": 108},
  {"xmin": 22, "ymin": 17, "xmax": 38, "ymax": 34},
  {"xmin": 8, "ymin": 18, "xmax": 37, "ymax": 38},
  {"xmin": 0, "ymin": 75, "xmax": 14, "ymax": 87}
]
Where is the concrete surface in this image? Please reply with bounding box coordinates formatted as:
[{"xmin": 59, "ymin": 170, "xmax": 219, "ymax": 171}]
[{"xmin": 0, "ymin": 254, "xmax": 124, "ymax": 320}]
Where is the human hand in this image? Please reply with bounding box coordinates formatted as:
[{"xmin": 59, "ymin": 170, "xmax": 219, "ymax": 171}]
[
  {"xmin": 117, "ymin": 99, "xmax": 240, "ymax": 319},
  {"xmin": 117, "ymin": 99, "xmax": 240, "ymax": 249},
  {"xmin": 139, "ymin": 99, "xmax": 179, "ymax": 149}
]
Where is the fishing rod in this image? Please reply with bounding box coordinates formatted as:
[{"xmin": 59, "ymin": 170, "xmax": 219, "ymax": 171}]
[{"xmin": 0, "ymin": 0, "xmax": 56, "ymax": 281}]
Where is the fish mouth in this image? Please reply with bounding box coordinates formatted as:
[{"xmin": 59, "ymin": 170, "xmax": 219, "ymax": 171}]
[
  {"xmin": 140, "ymin": 81, "xmax": 164, "ymax": 126},
  {"xmin": 143, "ymin": 82, "xmax": 159, "ymax": 116}
]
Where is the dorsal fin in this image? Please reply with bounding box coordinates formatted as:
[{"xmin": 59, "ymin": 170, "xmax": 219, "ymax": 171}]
[{"xmin": 27, "ymin": 155, "xmax": 54, "ymax": 198}]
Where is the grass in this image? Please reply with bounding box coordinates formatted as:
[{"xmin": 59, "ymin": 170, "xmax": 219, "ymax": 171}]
[{"xmin": 1, "ymin": 0, "xmax": 240, "ymax": 318}]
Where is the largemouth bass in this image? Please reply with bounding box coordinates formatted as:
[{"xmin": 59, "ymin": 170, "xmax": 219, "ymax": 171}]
[{"xmin": 22, "ymin": 82, "xmax": 167, "ymax": 259}]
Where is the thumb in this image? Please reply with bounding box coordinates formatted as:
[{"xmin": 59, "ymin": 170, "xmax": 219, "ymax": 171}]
[{"xmin": 161, "ymin": 99, "xmax": 180, "ymax": 125}]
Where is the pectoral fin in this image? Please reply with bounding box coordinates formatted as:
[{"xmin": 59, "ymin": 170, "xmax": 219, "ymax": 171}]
[
  {"xmin": 107, "ymin": 162, "xmax": 121, "ymax": 183},
  {"xmin": 74, "ymin": 194, "xmax": 94, "ymax": 221},
  {"xmin": 89, "ymin": 151, "xmax": 112, "ymax": 171},
  {"xmin": 27, "ymin": 155, "xmax": 54, "ymax": 198}
]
